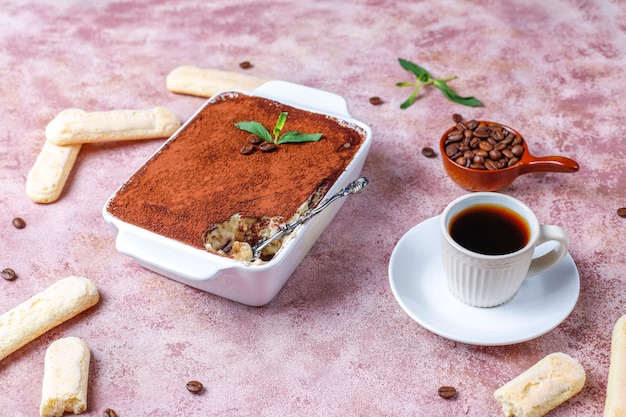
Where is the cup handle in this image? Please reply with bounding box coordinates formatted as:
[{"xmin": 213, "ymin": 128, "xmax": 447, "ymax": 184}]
[{"xmin": 527, "ymin": 225, "xmax": 569, "ymax": 276}]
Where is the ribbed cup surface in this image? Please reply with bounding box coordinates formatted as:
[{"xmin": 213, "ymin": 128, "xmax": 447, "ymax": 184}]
[{"xmin": 441, "ymin": 237, "xmax": 534, "ymax": 307}]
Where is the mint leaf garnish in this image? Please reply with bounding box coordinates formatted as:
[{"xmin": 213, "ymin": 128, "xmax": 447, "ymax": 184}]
[
  {"xmin": 236, "ymin": 112, "xmax": 322, "ymax": 145},
  {"xmin": 234, "ymin": 121, "xmax": 272, "ymax": 142},
  {"xmin": 277, "ymin": 131, "xmax": 323, "ymax": 144},
  {"xmin": 396, "ymin": 58, "xmax": 483, "ymax": 108}
]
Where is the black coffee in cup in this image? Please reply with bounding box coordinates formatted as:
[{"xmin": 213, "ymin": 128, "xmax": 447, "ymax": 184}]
[{"xmin": 449, "ymin": 204, "xmax": 530, "ymax": 255}]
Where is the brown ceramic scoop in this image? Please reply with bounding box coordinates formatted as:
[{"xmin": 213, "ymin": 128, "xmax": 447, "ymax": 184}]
[{"xmin": 440, "ymin": 122, "xmax": 579, "ymax": 191}]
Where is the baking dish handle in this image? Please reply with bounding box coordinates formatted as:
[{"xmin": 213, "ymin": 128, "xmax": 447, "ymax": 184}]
[
  {"xmin": 253, "ymin": 80, "xmax": 351, "ymax": 119},
  {"xmin": 114, "ymin": 226, "xmax": 224, "ymax": 282}
]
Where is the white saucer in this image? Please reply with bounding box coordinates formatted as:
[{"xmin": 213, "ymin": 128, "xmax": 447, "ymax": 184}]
[{"xmin": 388, "ymin": 216, "xmax": 580, "ymax": 346}]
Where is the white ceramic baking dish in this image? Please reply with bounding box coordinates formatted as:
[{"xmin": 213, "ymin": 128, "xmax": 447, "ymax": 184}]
[{"xmin": 102, "ymin": 80, "xmax": 372, "ymax": 306}]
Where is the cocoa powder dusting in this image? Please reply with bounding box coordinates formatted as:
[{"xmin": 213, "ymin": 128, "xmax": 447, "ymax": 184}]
[{"xmin": 106, "ymin": 93, "xmax": 364, "ymax": 250}]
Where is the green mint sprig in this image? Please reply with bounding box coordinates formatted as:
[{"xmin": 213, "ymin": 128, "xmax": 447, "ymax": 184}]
[
  {"xmin": 396, "ymin": 58, "xmax": 483, "ymax": 108},
  {"xmin": 235, "ymin": 112, "xmax": 322, "ymax": 145}
]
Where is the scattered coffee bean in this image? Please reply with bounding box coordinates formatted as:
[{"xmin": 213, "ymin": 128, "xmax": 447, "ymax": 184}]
[
  {"xmin": 102, "ymin": 408, "xmax": 118, "ymax": 417},
  {"xmin": 186, "ymin": 380, "xmax": 204, "ymax": 394},
  {"xmin": 239, "ymin": 143, "xmax": 256, "ymax": 155},
  {"xmin": 259, "ymin": 142, "xmax": 277, "ymax": 153},
  {"xmin": 12, "ymin": 217, "xmax": 26, "ymax": 229},
  {"xmin": 2, "ymin": 268, "xmax": 16, "ymax": 281},
  {"xmin": 369, "ymin": 96, "xmax": 382, "ymax": 105},
  {"xmin": 239, "ymin": 61, "xmax": 252, "ymax": 69},
  {"xmin": 618, "ymin": 207, "xmax": 626, "ymax": 218},
  {"xmin": 421, "ymin": 147, "xmax": 436, "ymax": 158},
  {"xmin": 444, "ymin": 117, "xmax": 524, "ymax": 171},
  {"xmin": 438, "ymin": 386, "xmax": 457, "ymax": 399}
]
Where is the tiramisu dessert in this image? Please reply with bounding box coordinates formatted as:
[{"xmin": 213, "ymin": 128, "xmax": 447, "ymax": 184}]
[{"xmin": 105, "ymin": 91, "xmax": 365, "ymax": 262}]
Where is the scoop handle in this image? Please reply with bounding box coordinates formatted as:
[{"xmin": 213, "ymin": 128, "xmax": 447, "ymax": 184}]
[{"xmin": 520, "ymin": 155, "xmax": 579, "ymax": 174}]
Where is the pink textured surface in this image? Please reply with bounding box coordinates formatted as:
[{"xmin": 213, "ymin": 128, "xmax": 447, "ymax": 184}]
[{"xmin": 1, "ymin": 0, "xmax": 625, "ymax": 415}]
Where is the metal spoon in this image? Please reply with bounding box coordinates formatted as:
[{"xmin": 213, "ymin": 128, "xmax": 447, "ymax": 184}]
[{"xmin": 252, "ymin": 177, "xmax": 369, "ymax": 259}]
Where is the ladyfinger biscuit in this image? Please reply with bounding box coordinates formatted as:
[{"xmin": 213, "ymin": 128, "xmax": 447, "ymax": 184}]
[
  {"xmin": 604, "ymin": 314, "xmax": 626, "ymax": 417},
  {"xmin": 26, "ymin": 139, "xmax": 82, "ymax": 204},
  {"xmin": 40, "ymin": 337, "xmax": 91, "ymax": 417},
  {"xmin": 45, "ymin": 106, "xmax": 181, "ymax": 145},
  {"xmin": 494, "ymin": 352, "xmax": 586, "ymax": 417},
  {"xmin": 0, "ymin": 276, "xmax": 99, "ymax": 362},
  {"xmin": 166, "ymin": 65, "xmax": 270, "ymax": 97}
]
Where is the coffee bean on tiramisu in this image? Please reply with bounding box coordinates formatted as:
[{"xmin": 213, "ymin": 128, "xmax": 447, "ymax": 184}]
[
  {"xmin": 248, "ymin": 134, "xmax": 263, "ymax": 145},
  {"xmin": 369, "ymin": 96, "xmax": 382, "ymax": 105},
  {"xmin": 239, "ymin": 61, "xmax": 252, "ymax": 69},
  {"xmin": 618, "ymin": 207, "xmax": 626, "ymax": 218},
  {"xmin": 240, "ymin": 143, "xmax": 256, "ymax": 155},
  {"xmin": 259, "ymin": 142, "xmax": 277, "ymax": 153}
]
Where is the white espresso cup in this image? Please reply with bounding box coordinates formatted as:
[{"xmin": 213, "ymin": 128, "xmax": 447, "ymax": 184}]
[{"xmin": 440, "ymin": 192, "xmax": 569, "ymax": 308}]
